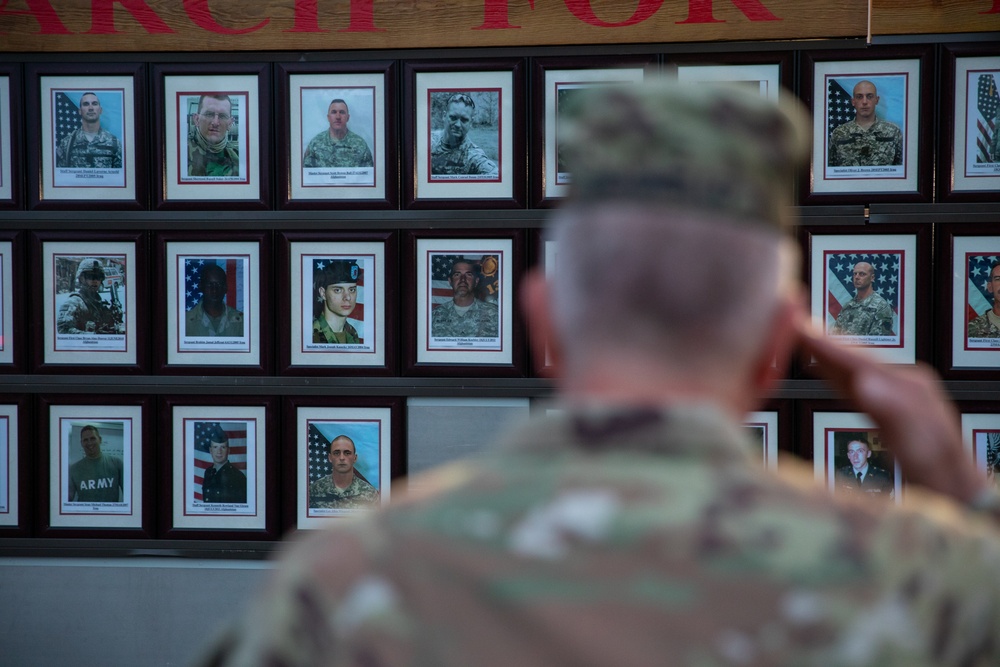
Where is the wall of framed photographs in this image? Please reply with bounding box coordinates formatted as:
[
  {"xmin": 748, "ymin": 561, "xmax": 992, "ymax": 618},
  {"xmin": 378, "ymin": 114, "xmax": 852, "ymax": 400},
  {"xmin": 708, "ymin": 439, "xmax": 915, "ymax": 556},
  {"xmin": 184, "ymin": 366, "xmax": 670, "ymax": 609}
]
[{"xmin": 0, "ymin": 34, "xmax": 997, "ymax": 554}]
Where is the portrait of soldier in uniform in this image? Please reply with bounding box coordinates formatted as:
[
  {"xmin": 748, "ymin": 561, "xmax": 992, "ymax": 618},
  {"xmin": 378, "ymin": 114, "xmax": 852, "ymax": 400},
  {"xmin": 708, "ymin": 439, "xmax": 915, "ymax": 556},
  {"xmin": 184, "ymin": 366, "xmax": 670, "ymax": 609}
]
[
  {"xmin": 968, "ymin": 260, "xmax": 1000, "ymax": 340},
  {"xmin": 429, "ymin": 91, "xmax": 499, "ymax": 179},
  {"xmin": 307, "ymin": 425, "xmax": 381, "ymax": 513},
  {"xmin": 430, "ymin": 255, "xmax": 499, "ymax": 339},
  {"xmin": 312, "ymin": 259, "xmax": 363, "ymax": 345},
  {"xmin": 55, "ymin": 91, "xmax": 123, "ymax": 170},
  {"xmin": 184, "ymin": 260, "xmax": 245, "ymax": 339},
  {"xmin": 834, "ymin": 434, "xmax": 895, "ymax": 501},
  {"xmin": 829, "ymin": 260, "xmax": 895, "ymax": 337},
  {"xmin": 195, "ymin": 422, "xmax": 247, "ymax": 505},
  {"xmin": 66, "ymin": 423, "xmax": 124, "ymax": 504},
  {"xmin": 302, "ymin": 97, "xmax": 373, "ymax": 170},
  {"xmin": 56, "ymin": 256, "xmax": 125, "ymax": 337},
  {"xmin": 186, "ymin": 93, "xmax": 240, "ymax": 178},
  {"xmin": 827, "ymin": 79, "xmax": 903, "ymax": 168}
]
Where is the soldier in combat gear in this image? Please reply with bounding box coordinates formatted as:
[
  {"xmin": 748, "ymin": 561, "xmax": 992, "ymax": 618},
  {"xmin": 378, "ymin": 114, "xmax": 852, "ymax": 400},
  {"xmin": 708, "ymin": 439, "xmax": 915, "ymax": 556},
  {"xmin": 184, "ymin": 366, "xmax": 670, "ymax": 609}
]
[
  {"xmin": 431, "ymin": 258, "xmax": 498, "ymax": 338},
  {"xmin": 430, "ymin": 93, "xmax": 498, "ymax": 177},
  {"xmin": 830, "ymin": 261, "xmax": 894, "ymax": 336},
  {"xmin": 969, "ymin": 261, "xmax": 1000, "ymax": 338},
  {"xmin": 56, "ymin": 92, "xmax": 122, "ymax": 169},
  {"xmin": 57, "ymin": 258, "xmax": 123, "ymax": 335},
  {"xmin": 308, "ymin": 435, "xmax": 379, "ymax": 510},
  {"xmin": 828, "ymin": 80, "xmax": 903, "ymax": 167},
  {"xmin": 188, "ymin": 93, "xmax": 239, "ymax": 177},
  {"xmin": 302, "ymin": 99, "xmax": 374, "ymax": 169}
]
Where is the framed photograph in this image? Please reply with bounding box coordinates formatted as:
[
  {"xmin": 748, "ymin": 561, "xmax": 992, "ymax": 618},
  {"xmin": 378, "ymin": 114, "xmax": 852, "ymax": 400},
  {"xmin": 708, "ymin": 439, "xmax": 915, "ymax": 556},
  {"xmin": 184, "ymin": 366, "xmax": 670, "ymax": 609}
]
[
  {"xmin": 404, "ymin": 59, "xmax": 525, "ymax": 208},
  {"xmin": 802, "ymin": 47, "xmax": 932, "ymax": 202},
  {"xmin": 26, "ymin": 63, "xmax": 146, "ymax": 209},
  {"xmin": 155, "ymin": 233, "xmax": 270, "ymax": 374},
  {"xmin": 0, "ymin": 232, "xmax": 24, "ymax": 372},
  {"xmin": 742, "ymin": 400, "xmax": 792, "ymax": 469},
  {"xmin": 938, "ymin": 225, "xmax": 1000, "ymax": 377},
  {"xmin": 961, "ymin": 406, "xmax": 1000, "ymax": 490},
  {"xmin": 0, "ymin": 398, "xmax": 27, "ymax": 534},
  {"xmin": 39, "ymin": 396, "xmax": 151, "ymax": 535},
  {"xmin": 531, "ymin": 56, "xmax": 653, "ymax": 206},
  {"xmin": 940, "ymin": 47, "xmax": 1000, "ymax": 201},
  {"xmin": 278, "ymin": 232, "xmax": 396, "ymax": 375},
  {"xmin": 404, "ymin": 231, "xmax": 525, "ymax": 376},
  {"xmin": 804, "ymin": 226, "xmax": 929, "ymax": 365},
  {"xmin": 161, "ymin": 398, "xmax": 277, "ymax": 538},
  {"xmin": 528, "ymin": 231, "xmax": 557, "ymax": 377},
  {"xmin": 285, "ymin": 397, "xmax": 402, "ymax": 530},
  {"xmin": 277, "ymin": 61, "xmax": 397, "ymax": 209},
  {"xmin": 809, "ymin": 408, "xmax": 901, "ymax": 504},
  {"xmin": 0, "ymin": 64, "xmax": 23, "ymax": 209},
  {"xmin": 154, "ymin": 64, "xmax": 270, "ymax": 209},
  {"xmin": 34, "ymin": 233, "xmax": 145, "ymax": 372},
  {"xmin": 669, "ymin": 53, "xmax": 792, "ymax": 101}
]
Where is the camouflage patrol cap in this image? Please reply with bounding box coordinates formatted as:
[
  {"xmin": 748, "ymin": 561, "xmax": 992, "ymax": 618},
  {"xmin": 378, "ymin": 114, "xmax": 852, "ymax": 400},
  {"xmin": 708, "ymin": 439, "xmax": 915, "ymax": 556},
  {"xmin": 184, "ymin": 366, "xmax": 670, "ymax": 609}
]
[
  {"xmin": 321, "ymin": 260, "xmax": 361, "ymax": 286},
  {"xmin": 559, "ymin": 79, "xmax": 810, "ymax": 230}
]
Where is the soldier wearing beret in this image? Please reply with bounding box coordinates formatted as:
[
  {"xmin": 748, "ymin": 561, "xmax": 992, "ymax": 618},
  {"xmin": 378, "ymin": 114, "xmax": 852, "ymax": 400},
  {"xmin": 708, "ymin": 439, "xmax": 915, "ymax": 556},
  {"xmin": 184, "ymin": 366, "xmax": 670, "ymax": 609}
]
[
  {"xmin": 200, "ymin": 425, "xmax": 247, "ymax": 505},
  {"xmin": 828, "ymin": 80, "xmax": 903, "ymax": 167},
  {"xmin": 200, "ymin": 82, "xmax": 1000, "ymax": 667},
  {"xmin": 313, "ymin": 260, "xmax": 362, "ymax": 345},
  {"xmin": 302, "ymin": 99, "xmax": 374, "ymax": 169}
]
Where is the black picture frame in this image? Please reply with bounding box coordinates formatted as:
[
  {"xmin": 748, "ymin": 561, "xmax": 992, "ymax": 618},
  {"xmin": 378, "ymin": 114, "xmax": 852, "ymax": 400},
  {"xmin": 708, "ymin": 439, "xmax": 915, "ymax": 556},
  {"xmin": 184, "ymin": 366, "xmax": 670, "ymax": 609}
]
[
  {"xmin": 30, "ymin": 231, "xmax": 148, "ymax": 375},
  {"xmin": 403, "ymin": 58, "xmax": 526, "ymax": 210},
  {"xmin": 402, "ymin": 229, "xmax": 526, "ymax": 377},
  {"xmin": 25, "ymin": 61, "xmax": 147, "ymax": 211},
  {"xmin": 276, "ymin": 230, "xmax": 398, "ymax": 377},
  {"xmin": 158, "ymin": 395, "xmax": 279, "ymax": 540},
  {"xmin": 0, "ymin": 230, "xmax": 25, "ymax": 374},
  {"xmin": 152, "ymin": 230, "xmax": 272, "ymax": 375},
  {"xmin": 36, "ymin": 394, "xmax": 153, "ymax": 538},
  {"xmin": 0, "ymin": 394, "xmax": 30, "ymax": 536},
  {"xmin": 281, "ymin": 395, "xmax": 404, "ymax": 532},
  {"xmin": 276, "ymin": 60, "xmax": 398, "ymax": 210},
  {"xmin": 0, "ymin": 63, "xmax": 23, "ymax": 211},
  {"xmin": 800, "ymin": 45, "xmax": 933, "ymax": 205},
  {"xmin": 152, "ymin": 62, "xmax": 271, "ymax": 210}
]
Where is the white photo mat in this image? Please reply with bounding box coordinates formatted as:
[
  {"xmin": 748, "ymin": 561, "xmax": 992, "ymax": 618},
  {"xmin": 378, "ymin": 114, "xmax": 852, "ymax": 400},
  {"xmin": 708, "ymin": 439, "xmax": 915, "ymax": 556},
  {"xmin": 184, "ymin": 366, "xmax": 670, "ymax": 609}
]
[
  {"xmin": 744, "ymin": 410, "xmax": 779, "ymax": 469},
  {"xmin": 0, "ymin": 405, "xmax": 18, "ymax": 526}
]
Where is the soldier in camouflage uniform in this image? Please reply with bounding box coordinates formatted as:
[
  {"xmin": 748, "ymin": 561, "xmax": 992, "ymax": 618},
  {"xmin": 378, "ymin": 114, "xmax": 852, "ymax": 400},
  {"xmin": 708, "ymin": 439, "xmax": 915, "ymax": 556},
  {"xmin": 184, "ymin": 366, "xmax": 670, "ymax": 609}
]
[
  {"xmin": 829, "ymin": 80, "xmax": 903, "ymax": 167},
  {"xmin": 198, "ymin": 83, "xmax": 1000, "ymax": 667},
  {"xmin": 57, "ymin": 258, "xmax": 123, "ymax": 334},
  {"xmin": 968, "ymin": 261, "xmax": 1000, "ymax": 338},
  {"xmin": 430, "ymin": 93, "xmax": 498, "ymax": 177},
  {"xmin": 302, "ymin": 99, "xmax": 374, "ymax": 169},
  {"xmin": 431, "ymin": 259, "xmax": 498, "ymax": 338},
  {"xmin": 830, "ymin": 261, "xmax": 895, "ymax": 336},
  {"xmin": 55, "ymin": 92, "xmax": 122, "ymax": 169},
  {"xmin": 312, "ymin": 260, "xmax": 362, "ymax": 344},
  {"xmin": 188, "ymin": 94, "xmax": 239, "ymax": 177},
  {"xmin": 308, "ymin": 435, "xmax": 380, "ymax": 510}
]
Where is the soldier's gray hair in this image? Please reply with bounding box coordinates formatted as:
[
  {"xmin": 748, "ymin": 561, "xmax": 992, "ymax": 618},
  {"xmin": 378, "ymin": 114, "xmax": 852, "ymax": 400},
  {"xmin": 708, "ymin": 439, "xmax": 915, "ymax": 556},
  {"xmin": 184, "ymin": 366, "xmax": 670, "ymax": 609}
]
[{"xmin": 549, "ymin": 202, "xmax": 798, "ymax": 380}]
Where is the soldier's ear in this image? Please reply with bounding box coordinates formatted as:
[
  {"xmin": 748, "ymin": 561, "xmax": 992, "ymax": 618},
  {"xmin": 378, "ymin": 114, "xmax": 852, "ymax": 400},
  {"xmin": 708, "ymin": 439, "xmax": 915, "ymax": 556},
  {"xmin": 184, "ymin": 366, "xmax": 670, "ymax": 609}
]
[{"xmin": 521, "ymin": 268, "xmax": 561, "ymax": 376}]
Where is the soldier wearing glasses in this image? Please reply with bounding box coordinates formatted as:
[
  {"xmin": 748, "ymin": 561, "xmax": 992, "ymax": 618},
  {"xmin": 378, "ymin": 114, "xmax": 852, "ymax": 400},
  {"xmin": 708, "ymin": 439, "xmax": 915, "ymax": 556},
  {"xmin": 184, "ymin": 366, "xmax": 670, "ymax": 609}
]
[
  {"xmin": 308, "ymin": 435, "xmax": 379, "ymax": 510},
  {"xmin": 430, "ymin": 92, "xmax": 498, "ymax": 177},
  {"xmin": 188, "ymin": 93, "xmax": 239, "ymax": 177}
]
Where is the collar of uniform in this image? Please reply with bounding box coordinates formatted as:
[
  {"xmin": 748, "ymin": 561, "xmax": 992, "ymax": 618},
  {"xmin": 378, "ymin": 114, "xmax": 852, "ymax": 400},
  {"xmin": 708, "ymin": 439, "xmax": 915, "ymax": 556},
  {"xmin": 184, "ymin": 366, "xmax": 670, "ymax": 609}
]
[{"xmin": 503, "ymin": 402, "xmax": 755, "ymax": 464}]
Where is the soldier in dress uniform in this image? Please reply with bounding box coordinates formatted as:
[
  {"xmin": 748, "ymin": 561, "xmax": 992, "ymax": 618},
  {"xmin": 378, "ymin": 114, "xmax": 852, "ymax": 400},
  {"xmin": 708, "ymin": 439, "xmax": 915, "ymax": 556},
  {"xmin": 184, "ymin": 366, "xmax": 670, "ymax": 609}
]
[
  {"xmin": 57, "ymin": 257, "xmax": 123, "ymax": 335},
  {"xmin": 829, "ymin": 261, "xmax": 894, "ymax": 336},
  {"xmin": 828, "ymin": 80, "xmax": 903, "ymax": 167},
  {"xmin": 430, "ymin": 258, "xmax": 498, "ymax": 338},
  {"xmin": 835, "ymin": 438, "xmax": 894, "ymax": 500},
  {"xmin": 302, "ymin": 99, "xmax": 374, "ymax": 169},
  {"xmin": 56, "ymin": 92, "xmax": 122, "ymax": 169},
  {"xmin": 201, "ymin": 425, "xmax": 247, "ymax": 504},
  {"xmin": 308, "ymin": 435, "xmax": 380, "ymax": 510},
  {"xmin": 430, "ymin": 93, "xmax": 498, "ymax": 177}
]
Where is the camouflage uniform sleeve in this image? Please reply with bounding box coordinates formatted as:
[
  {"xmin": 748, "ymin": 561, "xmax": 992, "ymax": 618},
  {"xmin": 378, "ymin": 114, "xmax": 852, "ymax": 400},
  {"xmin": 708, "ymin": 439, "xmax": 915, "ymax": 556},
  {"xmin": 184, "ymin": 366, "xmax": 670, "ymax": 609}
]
[
  {"xmin": 302, "ymin": 133, "xmax": 322, "ymax": 168},
  {"xmin": 828, "ymin": 125, "xmax": 846, "ymax": 167},
  {"xmin": 890, "ymin": 124, "xmax": 903, "ymax": 166},
  {"xmin": 111, "ymin": 134, "xmax": 123, "ymax": 169},
  {"xmin": 56, "ymin": 295, "xmax": 87, "ymax": 334},
  {"xmin": 56, "ymin": 131, "xmax": 74, "ymax": 168},
  {"xmin": 992, "ymin": 116, "xmax": 1000, "ymax": 162},
  {"xmin": 466, "ymin": 146, "xmax": 498, "ymax": 176},
  {"xmin": 874, "ymin": 296, "xmax": 894, "ymax": 335}
]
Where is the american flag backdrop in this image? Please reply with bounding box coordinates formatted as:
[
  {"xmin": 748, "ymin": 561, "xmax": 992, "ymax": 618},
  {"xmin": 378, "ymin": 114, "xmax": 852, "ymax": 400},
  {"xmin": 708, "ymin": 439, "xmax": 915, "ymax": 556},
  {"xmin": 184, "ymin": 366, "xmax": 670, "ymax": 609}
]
[
  {"xmin": 965, "ymin": 252, "xmax": 1000, "ymax": 323},
  {"xmin": 184, "ymin": 257, "xmax": 244, "ymax": 312},
  {"xmin": 825, "ymin": 251, "xmax": 902, "ymax": 333},
  {"xmin": 191, "ymin": 421, "xmax": 247, "ymax": 503},
  {"xmin": 430, "ymin": 253, "xmax": 500, "ymax": 310},
  {"xmin": 311, "ymin": 257, "xmax": 365, "ymax": 340},
  {"xmin": 826, "ymin": 79, "xmax": 854, "ymax": 138},
  {"xmin": 306, "ymin": 421, "xmax": 380, "ymax": 489},
  {"xmin": 55, "ymin": 92, "xmax": 81, "ymax": 146},
  {"xmin": 974, "ymin": 73, "xmax": 999, "ymax": 163}
]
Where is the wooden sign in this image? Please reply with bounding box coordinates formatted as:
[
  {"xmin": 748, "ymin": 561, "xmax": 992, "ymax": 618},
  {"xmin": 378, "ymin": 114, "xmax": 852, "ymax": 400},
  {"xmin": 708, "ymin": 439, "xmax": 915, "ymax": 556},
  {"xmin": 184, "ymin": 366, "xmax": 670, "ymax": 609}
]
[
  {"xmin": 871, "ymin": 0, "xmax": 1000, "ymax": 36},
  {"xmin": 0, "ymin": 0, "xmax": 871, "ymax": 52}
]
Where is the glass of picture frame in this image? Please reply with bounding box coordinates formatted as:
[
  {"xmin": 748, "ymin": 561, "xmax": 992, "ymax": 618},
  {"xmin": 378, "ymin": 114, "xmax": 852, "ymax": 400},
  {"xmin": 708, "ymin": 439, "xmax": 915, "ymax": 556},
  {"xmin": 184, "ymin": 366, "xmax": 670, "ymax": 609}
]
[
  {"xmin": 153, "ymin": 63, "xmax": 271, "ymax": 210},
  {"xmin": 154, "ymin": 231, "xmax": 271, "ymax": 374},
  {"xmin": 0, "ymin": 63, "xmax": 23, "ymax": 210},
  {"xmin": 530, "ymin": 55, "xmax": 654, "ymax": 207},
  {"xmin": 160, "ymin": 396, "xmax": 278, "ymax": 540},
  {"xmin": 0, "ymin": 232, "xmax": 23, "ymax": 373},
  {"xmin": 278, "ymin": 231, "xmax": 397, "ymax": 376},
  {"xmin": 38, "ymin": 395, "xmax": 152, "ymax": 537},
  {"xmin": 0, "ymin": 396, "xmax": 26, "ymax": 535},
  {"xmin": 276, "ymin": 60, "xmax": 398, "ymax": 209},
  {"xmin": 26, "ymin": 62, "xmax": 147, "ymax": 210},
  {"xmin": 32, "ymin": 231, "xmax": 147, "ymax": 373},
  {"xmin": 403, "ymin": 58, "xmax": 525, "ymax": 209},
  {"xmin": 283, "ymin": 396, "xmax": 402, "ymax": 531},
  {"xmin": 403, "ymin": 230, "xmax": 525, "ymax": 376},
  {"xmin": 800, "ymin": 46, "xmax": 933, "ymax": 204}
]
